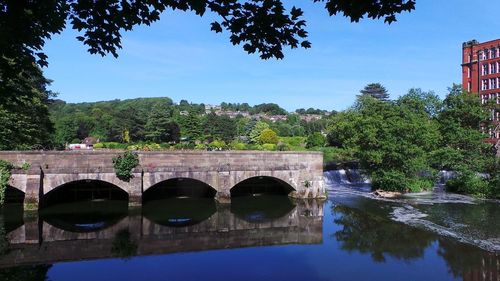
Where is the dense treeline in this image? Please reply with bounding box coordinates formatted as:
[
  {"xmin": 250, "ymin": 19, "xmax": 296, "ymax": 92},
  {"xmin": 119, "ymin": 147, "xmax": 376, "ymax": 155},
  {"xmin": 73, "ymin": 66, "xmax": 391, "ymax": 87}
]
[
  {"xmin": 2, "ymin": 79, "xmax": 498, "ymax": 198},
  {"xmin": 48, "ymin": 98, "xmax": 329, "ymax": 149},
  {"xmin": 326, "ymin": 85, "xmax": 499, "ymax": 198}
]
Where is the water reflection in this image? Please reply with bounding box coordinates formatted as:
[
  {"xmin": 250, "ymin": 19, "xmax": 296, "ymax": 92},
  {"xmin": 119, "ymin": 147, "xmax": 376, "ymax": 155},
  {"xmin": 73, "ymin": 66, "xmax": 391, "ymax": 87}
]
[
  {"xmin": 333, "ymin": 204, "xmax": 435, "ymax": 262},
  {"xmin": 40, "ymin": 201, "xmax": 128, "ymax": 233},
  {"xmin": 332, "ymin": 203, "xmax": 500, "ymax": 280},
  {"xmin": 0, "ymin": 196, "xmax": 324, "ymax": 269},
  {"xmin": 142, "ymin": 198, "xmax": 217, "ymax": 227},
  {"xmin": 230, "ymin": 195, "xmax": 295, "ymax": 223}
]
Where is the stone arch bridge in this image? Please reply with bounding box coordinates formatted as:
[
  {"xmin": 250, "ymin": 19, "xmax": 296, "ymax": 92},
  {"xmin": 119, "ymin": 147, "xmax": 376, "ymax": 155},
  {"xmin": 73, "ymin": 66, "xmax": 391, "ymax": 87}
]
[{"xmin": 0, "ymin": 151, "xmax": 325, "ymax": 210}]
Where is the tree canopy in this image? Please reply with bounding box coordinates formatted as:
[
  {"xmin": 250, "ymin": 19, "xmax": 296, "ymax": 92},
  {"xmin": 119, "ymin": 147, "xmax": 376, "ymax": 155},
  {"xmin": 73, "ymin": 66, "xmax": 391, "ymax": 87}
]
[{"xmin": 358, "ymin": 83, "xmax": 390, "ymax": 102}]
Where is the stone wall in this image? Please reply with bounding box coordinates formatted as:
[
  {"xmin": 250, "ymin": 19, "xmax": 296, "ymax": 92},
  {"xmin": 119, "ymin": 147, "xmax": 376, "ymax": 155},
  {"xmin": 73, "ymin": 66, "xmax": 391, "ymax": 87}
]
[{"xmin": 0, "ymin": 151, "xmax": 325, "ymax": 209}]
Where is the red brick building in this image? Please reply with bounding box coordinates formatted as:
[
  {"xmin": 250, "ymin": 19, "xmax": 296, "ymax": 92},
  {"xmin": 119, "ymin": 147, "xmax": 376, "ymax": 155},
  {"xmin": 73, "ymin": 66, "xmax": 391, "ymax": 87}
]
[{"xmin": 462, "ymin": 39, "xmax": 500, "ymax": 143}]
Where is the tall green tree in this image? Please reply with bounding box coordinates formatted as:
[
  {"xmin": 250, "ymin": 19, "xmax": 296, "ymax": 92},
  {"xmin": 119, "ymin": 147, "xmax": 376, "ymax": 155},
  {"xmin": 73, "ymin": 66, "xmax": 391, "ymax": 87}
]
[
  {"xmin": 0, "ymin": 65, "xmax": 54, "ymax": 150},
  {"xmin": 145, "ymin": 103, "xmax": 180, "ymax": 143},
  {"xmin": 328, "ymin": 93, "xmax": 440, "ymax": 192},
  {"xmin": 358, "ymin": 83, "xmax": 390, "ymax": 102}
]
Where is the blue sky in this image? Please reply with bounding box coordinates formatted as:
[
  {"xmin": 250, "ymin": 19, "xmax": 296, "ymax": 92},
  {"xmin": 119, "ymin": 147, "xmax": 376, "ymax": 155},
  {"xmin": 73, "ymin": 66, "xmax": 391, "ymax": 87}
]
[{"xmin": 44, "ymin": 0, "xmax": 499, "ymax": 111}]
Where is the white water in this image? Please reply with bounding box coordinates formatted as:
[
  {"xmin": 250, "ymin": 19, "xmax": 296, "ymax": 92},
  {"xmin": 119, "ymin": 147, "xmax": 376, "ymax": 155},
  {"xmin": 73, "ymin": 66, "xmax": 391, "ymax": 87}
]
[{"xmin": 324, "ymin": 169, "xmax": 500, "ymax": 253}]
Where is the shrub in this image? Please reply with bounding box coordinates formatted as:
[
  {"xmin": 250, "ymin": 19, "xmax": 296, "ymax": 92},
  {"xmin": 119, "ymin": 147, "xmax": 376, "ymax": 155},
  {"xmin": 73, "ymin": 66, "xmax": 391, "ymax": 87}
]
[
  {"xmin": 208, "ymin": 140, "xmax": 226, "ymax": 150},
  {"xmin": 305, "ymin": 132, "xmax": 326, "ymax": 148},
  {"xmin": 277, "ymin": 142, "xmax": 290, "ymax": 151},
  {"xmin": 103, "ymin": 142, "xmax": 128, "ymax": 149},
  {"xmin": 0, "ymin": 160, "xmax": 13, "ymax": 205},
  {"xmin": 112, "ymin": 152, "xmax": 140, "ymax": 182},
  {"xmin": 231, "ymin": 142, "xmax": 246, "ymax": 150},
  {"xmin": 93, "ymin": 143, "xmax": 104, "ymax": 149},
  {"xmin": 194, "ymin": 144, "xmax": 206, "ymax": 150},
  {"xmin": 259, "ymin": 128, "xmax": 279, "ymax": 144},
  {"xmin": 262, "ymin": 143, "xmax": 277, "ymax": 151},
  {"xmin": 446, "ymin": 173, "xmax": 490, "ymax": 197},
  {"xmin": 371, "ymin": 170, "xmax": 408, "ymax": 192}
]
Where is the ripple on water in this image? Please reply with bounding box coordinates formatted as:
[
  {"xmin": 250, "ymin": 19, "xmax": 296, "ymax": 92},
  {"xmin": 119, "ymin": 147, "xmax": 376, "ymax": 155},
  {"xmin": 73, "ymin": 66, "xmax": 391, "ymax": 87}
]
[{"xmin": 324, "ymin": 171, "xmax": 500, "ymax": 253}]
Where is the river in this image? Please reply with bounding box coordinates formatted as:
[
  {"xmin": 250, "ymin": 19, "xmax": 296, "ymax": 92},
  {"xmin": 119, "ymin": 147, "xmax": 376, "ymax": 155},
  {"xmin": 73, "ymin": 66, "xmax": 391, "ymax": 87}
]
[{"xmin": 0, "ymin": 170, "xmax": 498, "ymax": 281}]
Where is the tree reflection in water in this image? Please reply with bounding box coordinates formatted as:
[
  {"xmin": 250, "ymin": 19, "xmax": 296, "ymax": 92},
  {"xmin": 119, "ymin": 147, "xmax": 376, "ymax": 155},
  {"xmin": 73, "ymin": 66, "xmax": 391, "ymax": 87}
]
[
  {"xmin": 332, "ymin": 203, "xmax": 500, "ymax": 280},
  {"xmin": 332, "ymin": 204, "xmax": 435, "ymax": 262}
]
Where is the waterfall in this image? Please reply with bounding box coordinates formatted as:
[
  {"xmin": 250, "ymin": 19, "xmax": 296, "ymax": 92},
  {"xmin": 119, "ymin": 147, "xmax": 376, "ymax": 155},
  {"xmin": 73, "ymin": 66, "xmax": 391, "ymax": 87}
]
[
  {"xmin": 437, "ymin": 171, "xmax": 457, "ymax": 184},
  {"xmin": 324, "ymin": 169, "xmax": 370, "ymax": 186}
]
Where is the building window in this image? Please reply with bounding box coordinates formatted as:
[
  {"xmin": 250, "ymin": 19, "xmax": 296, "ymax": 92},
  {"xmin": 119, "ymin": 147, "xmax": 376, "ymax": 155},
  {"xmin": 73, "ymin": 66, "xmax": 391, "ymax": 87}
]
[
  {"xmin": 482, "ymin": 79, "xmax": 489, "ymax": 90},
  {"xmin": 490, "ymin": 48, "xmax": 496, "ymax": 59},
  {"xmin": 491, "ymin": 78, "xmax": 497, "ymax": 89},
  {"xmin": 480, "ymin": 51, "xmax": 486, "ymax": 60},
  {"xmin": 481, "ymin": 94, "xmax": 488, "ymax": 104},
  {"xmin": 467, "ymin": 82, "xmax": 471, "ymax": 92},
  {"xmin": 467, "ymin": 67, "xmax": 471, "ymax": 78},
  {"xmin": 482, "ymin": 64, "xmax": 488, "ymax": 75},
  {"xmin": 491, "ymin": 63, "xmax": 497, "ymax": 74}
]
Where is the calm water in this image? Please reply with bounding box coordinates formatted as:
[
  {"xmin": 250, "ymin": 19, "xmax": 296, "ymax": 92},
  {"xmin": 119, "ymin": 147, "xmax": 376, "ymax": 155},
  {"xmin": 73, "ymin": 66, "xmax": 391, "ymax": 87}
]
[{"xmin": 0, "ymin": 174, "xmax": 499, "ymax": 281}]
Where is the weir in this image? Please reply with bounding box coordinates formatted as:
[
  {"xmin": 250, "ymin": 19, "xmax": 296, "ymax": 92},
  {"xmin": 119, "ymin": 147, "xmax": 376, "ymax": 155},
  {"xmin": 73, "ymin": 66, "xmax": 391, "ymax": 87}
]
[{"xmin": 0, "ymin": 151, "xmax": 326, "ymax": 210}]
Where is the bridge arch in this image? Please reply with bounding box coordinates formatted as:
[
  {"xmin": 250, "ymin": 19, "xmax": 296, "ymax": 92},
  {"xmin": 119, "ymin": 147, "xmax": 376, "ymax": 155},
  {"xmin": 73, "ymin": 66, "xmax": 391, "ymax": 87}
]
[
  {"xmin": 143, "ymin": 177, "xmax": 217, "ymax": 202},
  {"xmin": 41, "ymin": 179, "xmax": 129, "ymax": 208},
  {"xmin": 43, "ymin": 174, "xmax": 130, "ymax": 195},
  {"xmin": 230, "ymin": 175, "xmax": 296, "ymax": 197},
  {"xmin": 4, "ymin": 185, "xmax": 25, "ymax": 204}
]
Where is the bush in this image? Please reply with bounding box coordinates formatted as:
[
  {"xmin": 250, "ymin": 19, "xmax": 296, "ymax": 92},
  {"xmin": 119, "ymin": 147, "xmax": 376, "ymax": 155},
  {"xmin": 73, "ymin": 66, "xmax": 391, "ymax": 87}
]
[
  {"xmin": 446, "ymin": 173, "xmax": 490, "ymax": 197},
  {"xmin": 112, "ymin": 152, "xmax": 139, "ymax": 182},
  {"xmin": 231, "ymin": 142, "xmax": 246, "ymax": 150},
  {"xmin": 277, "ymin": 142, "xmax": 290, "ymax": 151},
  {"xmin": 261, "ymin": 143, "xmax": 277, "ymax": 151},
  {"xmin": 103, "ymin": 142, "xmax": 128, "ymax": 149},
  {"xmin": 259, "ymin": 128, "xmax": 279, "ymax": 144},
  {"xmin": 371, "ymin": 170, "xmax": 408, "ymax": 192},
  {"xmin": 0, "ymin": 160, "xmax": 13, "ymax": 205},
  {"xmin": 194, "ymin": 144, "xmax": 206, "ymax": 150},
  {"xmin": 208, "ymin": 140, "xmax": 226, "ymax": 150},
  {"xmin": 93, "ymin": 143, "xmax": 104, "ymax": 149},
  {"xmin": 305, "ymin": 132, "xmax": 326, "ymax": 148}
]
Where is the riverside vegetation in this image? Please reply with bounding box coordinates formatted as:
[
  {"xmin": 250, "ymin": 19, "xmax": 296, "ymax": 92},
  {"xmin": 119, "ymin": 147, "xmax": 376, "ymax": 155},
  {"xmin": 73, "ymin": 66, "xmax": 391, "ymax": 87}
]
[{"xmin": 0, "ymin": 80, "xmax": 498, "ymax": 199}]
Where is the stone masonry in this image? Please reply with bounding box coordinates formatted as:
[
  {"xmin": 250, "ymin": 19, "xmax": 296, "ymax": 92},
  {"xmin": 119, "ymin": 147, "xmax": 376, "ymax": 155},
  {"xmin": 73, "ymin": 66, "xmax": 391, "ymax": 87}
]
[{"xmin": 0, "ymin": 151, "xmax": 326, "ymax": 210}]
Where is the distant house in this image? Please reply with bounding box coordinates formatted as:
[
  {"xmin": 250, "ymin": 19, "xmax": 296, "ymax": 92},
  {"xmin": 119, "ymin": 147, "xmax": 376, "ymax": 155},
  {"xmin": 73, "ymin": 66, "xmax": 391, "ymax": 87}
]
[
  {"xmin": 180, "ymin": 111, "xmax": 189, "ymax": 116},
  {"xmin": 69, "ymin": 137, "xmax": 98, "ymax": 150}
]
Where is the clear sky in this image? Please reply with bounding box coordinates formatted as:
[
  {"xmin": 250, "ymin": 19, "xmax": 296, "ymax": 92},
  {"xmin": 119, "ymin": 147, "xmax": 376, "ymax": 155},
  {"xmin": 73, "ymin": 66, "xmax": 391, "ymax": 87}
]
[{"xmin": 43, "ymin": 0, "xmax": 499, "ymax": 112}]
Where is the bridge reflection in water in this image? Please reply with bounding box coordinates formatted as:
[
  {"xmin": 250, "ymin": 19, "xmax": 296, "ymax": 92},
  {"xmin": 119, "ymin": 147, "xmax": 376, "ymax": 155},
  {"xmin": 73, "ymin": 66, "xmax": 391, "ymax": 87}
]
[{"xmin": 0, "ymin": 196, "xmax": 324, "ymax": 268}]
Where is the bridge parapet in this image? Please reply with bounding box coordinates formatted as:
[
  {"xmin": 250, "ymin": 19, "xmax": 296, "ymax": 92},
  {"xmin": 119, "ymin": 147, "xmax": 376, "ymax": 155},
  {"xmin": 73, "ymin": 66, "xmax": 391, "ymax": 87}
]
[{"xmin": 0, "ymin": 151, "xmax": 325, "ymax": 210}]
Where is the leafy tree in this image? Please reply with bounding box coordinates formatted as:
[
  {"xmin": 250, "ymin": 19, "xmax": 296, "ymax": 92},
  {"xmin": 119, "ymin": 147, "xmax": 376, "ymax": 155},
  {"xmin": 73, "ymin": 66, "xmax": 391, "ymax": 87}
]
[
  {"xmin": 203, "ymin": 113, "xmax": 237, "ymax": 142},
  {"xmin": 0, "ymin": 65, "xmax": 54, "ymax": 150},
  {"xmin": 249, "ymin": 121, "xmax": 270, "ymax": 143},
  {"xmin": 327, "ymin": 93, "xmax": 440, "ymax": 192},
  {"xmin": 358, "ymin": 83, "xmax": 390, "ymax": 102},
  {"xmin": 434, "ymin": 85, "xmax": 497, "ymax": 198},
  {"xmin": 177, "ymin": 111, "xmax": 203, "ymax": 141},
  {"xmin": 259, "ymin": 128, "xmax": 279, "ymax": 144},
  {"xmin": 306, "ymin": 132, "xmax": 326, "ymax": 148},
  {"xmin": 144, "ymin": 103, "xmax": 179, "ymax": 143}
]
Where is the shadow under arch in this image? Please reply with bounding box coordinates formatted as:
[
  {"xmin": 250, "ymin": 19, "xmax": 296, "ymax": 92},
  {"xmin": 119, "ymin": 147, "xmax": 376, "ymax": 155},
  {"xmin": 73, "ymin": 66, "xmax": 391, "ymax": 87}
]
[
  {"xmin": 143, "ymin": 178, "xmax": 217, "ymax": 203},
  {"xmin": 1, "ymin": 186, "xmax": 25, "ymax": 233},
  {"xmin": 40, "ymin": 200, "xmax": 128, "ymax": 233},
  {"xmin": 41, "ymin": 179, "xmax": 129, "ymax": 208},
  {"xmin": 143, "ymin": 178, "xmax": 217, "ymax": 227},
  {"xmin": 4, "ymin": 185, "xmax": 25, "ymax": 205},
  {"xmin": 230, "ymin": 176, "xmax": 295, "ymax": 197}
]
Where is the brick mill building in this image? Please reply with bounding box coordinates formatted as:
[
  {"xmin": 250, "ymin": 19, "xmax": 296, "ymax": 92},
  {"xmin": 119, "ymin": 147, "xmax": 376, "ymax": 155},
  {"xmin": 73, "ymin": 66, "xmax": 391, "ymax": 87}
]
[{"xmin": 462, "ymin": 39, "xmax": 500, "ymax": 144}]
